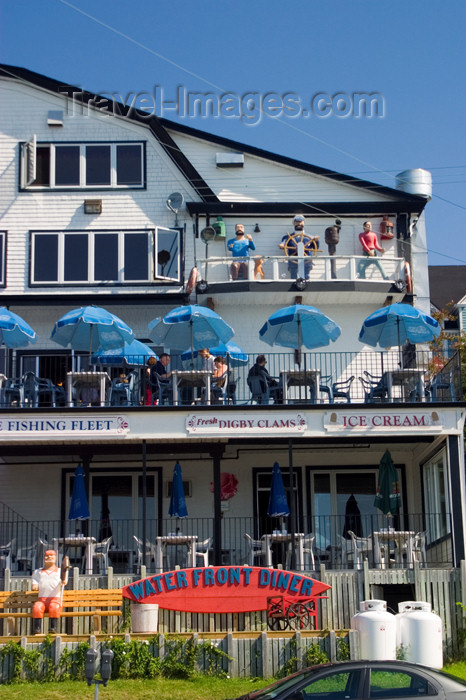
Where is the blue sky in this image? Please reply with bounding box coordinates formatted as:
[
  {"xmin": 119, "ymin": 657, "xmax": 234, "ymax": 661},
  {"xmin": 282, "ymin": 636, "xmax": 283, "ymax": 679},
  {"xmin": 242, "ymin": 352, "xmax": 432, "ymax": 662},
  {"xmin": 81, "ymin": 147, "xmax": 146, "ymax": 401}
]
[{"xmin": 1, "ymin": 0, "xmax": 465, "ymax": 267}]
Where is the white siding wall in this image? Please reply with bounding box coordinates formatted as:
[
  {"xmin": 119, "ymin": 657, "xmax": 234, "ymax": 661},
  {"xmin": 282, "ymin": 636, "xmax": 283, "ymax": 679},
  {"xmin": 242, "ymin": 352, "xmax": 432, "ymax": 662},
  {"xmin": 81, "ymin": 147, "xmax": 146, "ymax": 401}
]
[
  {"xmin": 169, "ymin": 131, "xmax": 397, "ymax": 204},
  {"xmin": 0, "ymin": 80, "xmax": 200, "ymax": 298}
]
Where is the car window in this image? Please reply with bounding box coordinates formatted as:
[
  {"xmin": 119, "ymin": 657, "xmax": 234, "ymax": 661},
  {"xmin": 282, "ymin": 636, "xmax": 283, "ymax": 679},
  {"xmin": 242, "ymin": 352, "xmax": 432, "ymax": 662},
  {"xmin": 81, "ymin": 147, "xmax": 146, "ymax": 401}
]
[
  {"xmin": 302, "ymin": 670, "xmax": 361, "ymax": 698},
  {"xmin": 369, "ymin": 669, "xmax": 435, "ymax": 697}
]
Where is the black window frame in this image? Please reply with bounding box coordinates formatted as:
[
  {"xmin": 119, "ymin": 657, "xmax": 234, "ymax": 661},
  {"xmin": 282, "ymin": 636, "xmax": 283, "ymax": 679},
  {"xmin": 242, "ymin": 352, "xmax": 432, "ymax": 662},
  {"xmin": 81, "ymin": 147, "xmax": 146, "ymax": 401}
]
[
  {"xmin": 20, "ymin": 140, "xmax": 146, "ymax": 190},
  {"xmin": 29, "ymin": 228, "xmax": 182, "ymax": 287},
  {"xmin": 0, "ymin": 231, "xmax": 6, "ymax": 288}
]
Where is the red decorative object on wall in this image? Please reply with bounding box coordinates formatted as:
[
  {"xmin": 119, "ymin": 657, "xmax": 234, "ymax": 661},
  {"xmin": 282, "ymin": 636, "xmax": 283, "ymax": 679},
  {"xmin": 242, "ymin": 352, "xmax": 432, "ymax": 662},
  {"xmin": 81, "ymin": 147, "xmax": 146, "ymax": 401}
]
[{"xmin": 210, "ymin": 472, "xmax": 238, "ymax": 501}]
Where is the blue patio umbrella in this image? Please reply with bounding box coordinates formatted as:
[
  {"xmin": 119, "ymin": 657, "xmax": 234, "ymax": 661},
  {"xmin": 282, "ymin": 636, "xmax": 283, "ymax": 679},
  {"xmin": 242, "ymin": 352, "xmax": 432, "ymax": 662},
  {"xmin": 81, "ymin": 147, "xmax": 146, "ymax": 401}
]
[
  {"xmin": 168, "ymin": 463, "xmax": 188, "ymax": 518},
  {"xmin": 148, "ymin": 305, "xmax": 234, "ymax": 355},
  {"xmin": 181, "ymin": 340, "xmax": 247, "ymax": 367},
  {"xmin": 0, "ymin": 307, "xmax": 37, "ymax": 348},
  {"xmin": 68, "ymin": 465, "xmax": 90, "ymax": 520},
  {"xmin": 374, "ymin": 450, "xmax": 401, "ymax": 516},
  {"xmin": 358, "ymin": 303, "xmax": 440, "ymax": 349},
  {"xmin": 268, "ymin": 462, "xmax": 290, "ymax": 518},
  {"xmin": 259, "ymin": 304, "xmax": 341, "ymax": 350},
  {"xmin": 91, "ymin": 338, "xmax": 157, "ymax": 366},
  {"xmin": 51, "ymin": 305, "xmax": 133, "ymax": 355}
]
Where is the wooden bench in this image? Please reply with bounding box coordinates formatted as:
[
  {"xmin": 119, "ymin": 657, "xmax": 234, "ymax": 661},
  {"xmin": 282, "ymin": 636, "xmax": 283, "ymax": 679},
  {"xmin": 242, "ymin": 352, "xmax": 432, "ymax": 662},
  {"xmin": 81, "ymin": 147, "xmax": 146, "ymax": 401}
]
[{"xmin": 0, "ymin": 589, "xmax": 122, "ymax": 635}]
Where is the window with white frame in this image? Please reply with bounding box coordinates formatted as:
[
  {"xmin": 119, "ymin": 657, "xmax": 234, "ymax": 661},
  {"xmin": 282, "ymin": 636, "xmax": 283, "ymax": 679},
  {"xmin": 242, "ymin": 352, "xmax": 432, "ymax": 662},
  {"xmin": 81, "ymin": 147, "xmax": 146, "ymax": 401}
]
[
  {"xmin": 20, "ymin": 140, "xmax": 145, "ymax": 189},
  {"xmin": 30, "ymin": 227, "xmax": 180, "ymax": 285},
  {"xmin": 0, "ymin": 231, "xmax": 6, "ymax": 287},
  {"xmin": 422, "ymin": 448, "xmax": 451, "ymax": 542}
]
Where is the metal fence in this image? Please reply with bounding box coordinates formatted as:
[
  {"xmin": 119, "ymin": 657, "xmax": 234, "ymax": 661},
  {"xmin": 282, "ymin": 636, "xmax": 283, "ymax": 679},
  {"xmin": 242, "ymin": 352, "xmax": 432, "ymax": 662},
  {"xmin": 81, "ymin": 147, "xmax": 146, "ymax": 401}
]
[
  {"xmin": 0, "ymin": 349, "xmax": 462, "ymax": 407},
  {"xmin": 1, "ymin": 513, "xmax": 454, "ymax": 576}
]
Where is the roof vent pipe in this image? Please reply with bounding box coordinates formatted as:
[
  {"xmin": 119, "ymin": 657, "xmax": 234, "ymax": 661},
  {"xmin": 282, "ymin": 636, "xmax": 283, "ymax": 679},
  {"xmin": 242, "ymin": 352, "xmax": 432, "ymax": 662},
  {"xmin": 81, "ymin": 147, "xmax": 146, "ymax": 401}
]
[{"xmin": 395, "ymin": 169, "xmax": 432, "ymax": 200}]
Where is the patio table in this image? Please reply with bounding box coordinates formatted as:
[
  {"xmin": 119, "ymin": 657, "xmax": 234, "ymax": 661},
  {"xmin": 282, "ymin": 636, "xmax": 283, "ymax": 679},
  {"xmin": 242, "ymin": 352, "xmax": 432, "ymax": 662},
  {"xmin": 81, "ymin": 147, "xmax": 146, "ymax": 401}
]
[
  {"xmin": 155, "ymin": 534, "xmax": 198, "ymax": 573},
  {"xmin": 66, "ymin": 371, "xmax": 110, "ymax": 407},
  {"xmin": 52, "ymin": 535, "xmax": 96, "ymax": 575},
  {"xmin": 373, "ymin": 529, "xmax": 415, "ymax": 568},
  {"xmin": 382, "ymin": 369, "xmax": 426, "ymax": 403},
  {"xmin": 261, "ymin": 532, "xmax": 305, "ymax": 570},
  {"xmin": 280, "ymin": 369, "xmax": 321, "ymax": 404},
  {"xmin": 171, "ymin": 370, "xmax": 211, "ymax": 405}
]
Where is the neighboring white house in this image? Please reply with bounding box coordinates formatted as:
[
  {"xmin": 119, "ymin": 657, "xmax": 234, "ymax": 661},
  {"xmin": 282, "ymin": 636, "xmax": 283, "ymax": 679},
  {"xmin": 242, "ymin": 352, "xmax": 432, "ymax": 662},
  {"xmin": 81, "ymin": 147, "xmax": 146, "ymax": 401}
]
[{"xmin": 0, "ymin": 65, "xmax": 464, "ymax": 593}]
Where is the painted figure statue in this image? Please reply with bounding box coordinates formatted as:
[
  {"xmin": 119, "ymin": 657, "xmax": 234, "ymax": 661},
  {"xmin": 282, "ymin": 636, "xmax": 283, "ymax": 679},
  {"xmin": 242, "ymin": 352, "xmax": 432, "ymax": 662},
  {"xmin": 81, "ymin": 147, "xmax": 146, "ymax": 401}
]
[{"xmin": 32, "ymin": 550, "xmax": 70, "ymax": 634}]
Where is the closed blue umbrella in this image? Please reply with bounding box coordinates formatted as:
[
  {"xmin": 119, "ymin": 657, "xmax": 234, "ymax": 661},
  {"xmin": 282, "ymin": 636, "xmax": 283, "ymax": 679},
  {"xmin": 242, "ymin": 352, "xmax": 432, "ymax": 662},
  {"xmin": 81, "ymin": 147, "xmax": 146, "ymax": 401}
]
[
  {"xmin": 148, "ymin": 305, "xmax": 234, "ymax": 355},
  {"xmin": 259, "ymin": 304, "xmax": 341, "ymax": 350},
  {"xmin": 268, "ymin": 462, "xmax": 290, "ymax": 518},
  {"xmin": 374, "ymin": 450, "xmax": 401, "ymax": 516},
  {"xmin": 51, "ymin": 305, "xmax": 133, "ymax": 354},
  {"xmin": 91, "ymin": 338, "xmax": 157, "ymax": 366},
  {"xmin": 359, "ymin": 303, "xmax": 440, "ymax": 349},
  {"xmin": 181, "ymin": 340, "xmax": 247, "ymax": 367},
  {"xmin": 0, "ymin": 307, "xmax": 37, "ymax": 348},
  {"xmin": 68, "ymin": 465, "xmax": 90, "ymax": 520},
  {"xmin": 168, "ymin": 463, "xmax": 188, "ymax": 518}
]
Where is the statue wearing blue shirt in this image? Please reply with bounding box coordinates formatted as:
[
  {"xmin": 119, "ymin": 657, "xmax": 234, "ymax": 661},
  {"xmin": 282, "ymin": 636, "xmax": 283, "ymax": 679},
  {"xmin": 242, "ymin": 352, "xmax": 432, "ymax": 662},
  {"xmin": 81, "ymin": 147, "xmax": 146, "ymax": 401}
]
[{"xmin": 227, "ymin": 224, "xmax": 256, "ymax": 280}]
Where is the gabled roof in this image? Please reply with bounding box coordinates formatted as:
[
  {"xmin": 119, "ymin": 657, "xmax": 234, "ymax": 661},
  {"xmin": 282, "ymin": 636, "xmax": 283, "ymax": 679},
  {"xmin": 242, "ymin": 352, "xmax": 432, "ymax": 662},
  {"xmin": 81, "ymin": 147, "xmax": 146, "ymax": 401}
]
[
  {"xmin": 429, "ymin": 266, "xmax": 466, "ymax": 310},
  {"xmin": 0, "ymin": 63, "xmax": 428, "ymax": 213}
]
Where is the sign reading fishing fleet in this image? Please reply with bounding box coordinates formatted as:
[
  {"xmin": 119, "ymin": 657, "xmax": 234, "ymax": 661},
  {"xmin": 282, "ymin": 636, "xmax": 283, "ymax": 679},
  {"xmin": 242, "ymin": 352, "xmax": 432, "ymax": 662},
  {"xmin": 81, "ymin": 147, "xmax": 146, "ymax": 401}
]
[
  {"xmin": 186, "ymin": 413, "xmax": 307, "ymax": 435},
  {"xmin": 122, "ymin": 566, "xmax": 330, "ymax": 613}
]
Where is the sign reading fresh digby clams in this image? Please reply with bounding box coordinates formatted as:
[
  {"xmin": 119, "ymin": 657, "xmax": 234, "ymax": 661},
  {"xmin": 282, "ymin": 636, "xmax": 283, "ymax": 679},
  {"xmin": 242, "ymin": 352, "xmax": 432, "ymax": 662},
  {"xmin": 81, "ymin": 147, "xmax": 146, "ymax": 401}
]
[{"xmin": 122, "ymin": 566, "xmax": 330, "ymax": 613}]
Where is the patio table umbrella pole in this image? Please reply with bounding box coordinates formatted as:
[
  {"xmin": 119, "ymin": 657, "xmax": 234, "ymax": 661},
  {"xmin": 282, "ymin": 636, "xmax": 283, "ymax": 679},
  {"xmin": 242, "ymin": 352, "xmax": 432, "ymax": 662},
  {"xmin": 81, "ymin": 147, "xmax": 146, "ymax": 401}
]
[
  {"xmin": 288, "ymin": 441, "xmax": 296, "ymax": 569},
  {"xmin": 142, "ymin": 440, "xmax": 147, "ymax": 569}
]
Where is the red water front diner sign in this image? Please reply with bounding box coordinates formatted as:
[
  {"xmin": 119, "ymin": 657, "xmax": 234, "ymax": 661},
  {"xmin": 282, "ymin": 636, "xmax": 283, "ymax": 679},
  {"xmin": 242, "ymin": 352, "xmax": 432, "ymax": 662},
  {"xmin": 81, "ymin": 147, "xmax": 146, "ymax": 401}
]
[{"xmin": 122, "ymin": 566, "xmax": 331, "ymax": 613}]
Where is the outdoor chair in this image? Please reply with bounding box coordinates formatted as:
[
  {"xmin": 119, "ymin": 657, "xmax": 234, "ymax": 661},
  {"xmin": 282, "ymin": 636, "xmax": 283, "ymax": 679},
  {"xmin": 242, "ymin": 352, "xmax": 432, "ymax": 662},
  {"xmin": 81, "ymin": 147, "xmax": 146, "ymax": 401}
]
[
  {"xmin": 109, "ymin": 377, "xmax": 130, "ymax": 406},
  {"xmin": 16, "ymin": 543, "xmax": 37, "ymax": 573},
  {"xmin": 244, "ymin": 533, "xmax": 264, "ymax": 566},
  {"xmin": 22, "ymin": 371, "xmax": 40, "ymax": 407},
  {"xmin": 359, "ymin": 375, "xmax": 388, "ymax": 403},
  {"xmin": 195, "ymin": 537, "xmax": 212, "ymax": 567},
  {"xmin": 428, "ymin": 371, "xmax": 456, "ymax": 402},
  {"xmin": 133, "ymin": 535, "xmax": 157, "ymax": 573},
  {"xmin": 3, "ymin": 378, "xmax": 22, "ymax": 407},
  {"xmin": 0, "ymin": 538, "xmax": 16, "ymax": 572},
  {"xmin": 331, "ymin": 375, "xmax": 355, "ymax": 403},
  {"xmin": 36, "ymin": 376, "xmax": 58, "ymax": 407},
  {"xmin": 411, "ymin": 530, "xmax": 427, "ymax": 566},
  {"xmin": 347, "ymin": 530, "xmax": 372, "ymax": 569},
  {"xmin": 318, "ymin": 374, "xmax": 334, "ymax": 403},
  {"xmin": 247, "ymin": 375, "xmax": 270, "ymax": 405},
  {"xmin": 335, "ymin": 534, "xmax": 354, "ymax": 568},
  {"xmin": 91, "ymin": 535, "xmax": 113, "ymax": 574},
  {"xmin": 149, "ymin": 372, "xmax": 171, "ymax": 406},
  {"xmin": 225, "ymin": 375, "xmax": 237, "ymax": 404},
  {"xmin": 301, "ymin": 534, "xmax": 316, "ymax": 570}
]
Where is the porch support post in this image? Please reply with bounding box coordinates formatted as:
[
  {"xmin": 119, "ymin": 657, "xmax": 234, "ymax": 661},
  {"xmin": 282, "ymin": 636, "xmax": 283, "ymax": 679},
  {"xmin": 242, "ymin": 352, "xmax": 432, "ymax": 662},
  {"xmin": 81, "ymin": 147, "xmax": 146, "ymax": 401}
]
[
  {"xmin": 142, "ymin": 439, "xmax": 147, "ymax": 569},
  {"xmin": 212, "ymin": 447, "xmax": 223, "ymax": 566},
  {"xmin": 448, "ymin": 434, "xmax": 465, "ymax": 566},
  {"xmin": 80, "ymin": 455, "xmax": 91, "ymax": 538},
  {"xmin": 288, "ymin": 439, "xmax": 296, "ymax": 570}
]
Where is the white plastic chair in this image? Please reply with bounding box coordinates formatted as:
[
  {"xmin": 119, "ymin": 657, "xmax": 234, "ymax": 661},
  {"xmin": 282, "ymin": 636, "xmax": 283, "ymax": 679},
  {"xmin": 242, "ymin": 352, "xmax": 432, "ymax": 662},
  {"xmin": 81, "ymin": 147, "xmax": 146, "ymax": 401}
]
[
  {"xmin": 411, "ymin": 531, "xmax": 427, "ymax": 566},
  {"xmin": 0, "ymin": 538, "xmax": 16, "ymax": 571},
  {"xmin": 92, "ymin": 536, "xmax": 113, "ymax": 574},
  {"xmin": 347, "ymin": 530, "xmax": 372, "ymax": 570},
  {"xmin": 301, "ymin": 534, "xmax": 316, "ymax": 570},
  {"xmin": 133, "ymin": 535, "xmax": 157, "ymax": 572},
  {"xmin": 244, "ymin": 533, "xmax": 264, "ymax": 566},
  {"xmin": 195, "ymin": 537, "xmax": 212, "ymax": 567}
]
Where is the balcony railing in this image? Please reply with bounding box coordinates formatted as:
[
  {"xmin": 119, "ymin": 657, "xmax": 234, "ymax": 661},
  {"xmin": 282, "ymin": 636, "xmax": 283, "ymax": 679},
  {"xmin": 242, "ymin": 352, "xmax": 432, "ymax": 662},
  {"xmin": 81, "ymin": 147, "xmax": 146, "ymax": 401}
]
[
  {"xmin": 1, "ymin": 349, "xmax": 461, "ymax": 408},
  {"xmin": 196, "ymin": 254, "xmax": 406, "ymax": 285},
  {"xmin": 0, "ymin": 514, "xmax": 453, "ymax": 577}
]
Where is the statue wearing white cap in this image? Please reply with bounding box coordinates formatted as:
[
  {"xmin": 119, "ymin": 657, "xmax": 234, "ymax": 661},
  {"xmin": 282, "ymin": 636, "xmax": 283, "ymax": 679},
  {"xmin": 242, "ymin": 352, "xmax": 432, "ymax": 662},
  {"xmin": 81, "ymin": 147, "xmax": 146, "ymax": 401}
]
[{"xmin": 279, "ymin": 215, "xmax": 319, "ymax": 279}]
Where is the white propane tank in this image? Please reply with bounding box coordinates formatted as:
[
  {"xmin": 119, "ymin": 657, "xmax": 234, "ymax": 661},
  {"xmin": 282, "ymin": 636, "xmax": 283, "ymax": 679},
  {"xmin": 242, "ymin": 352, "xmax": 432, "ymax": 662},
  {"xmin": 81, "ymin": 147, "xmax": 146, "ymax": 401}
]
[
  {"xmin": 396, "ymin": 169, "xmax": 432, "ymax": 200},
  {"xmin": 396, "ymin": 601, "xmax": 443, "ymax": 669},
  {"xmin": 351, "ymin": 600, "xmax": 397, "ymax": 660}
]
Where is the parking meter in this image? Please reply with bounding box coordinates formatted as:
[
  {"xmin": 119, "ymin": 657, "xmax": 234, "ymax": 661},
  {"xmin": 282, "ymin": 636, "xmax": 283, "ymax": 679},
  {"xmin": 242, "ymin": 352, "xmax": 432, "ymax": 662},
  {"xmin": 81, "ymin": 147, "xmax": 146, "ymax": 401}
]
[
  {"xmin": 100, "ymin": 649, "xmax": 114, "ymax": 686},
  {"xmin": 85, "ymin": 648, "xmax": 98, "ymax": 686}
]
